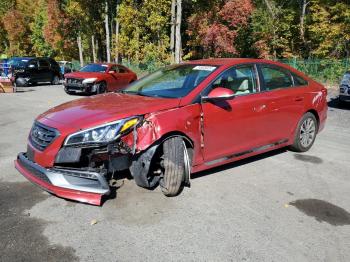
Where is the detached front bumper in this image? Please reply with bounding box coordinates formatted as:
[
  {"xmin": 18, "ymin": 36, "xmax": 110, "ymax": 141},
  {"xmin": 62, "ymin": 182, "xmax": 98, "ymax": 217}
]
[{"xmin": 15, "ymin": 153, "xmax": 110, "ymax": 205}]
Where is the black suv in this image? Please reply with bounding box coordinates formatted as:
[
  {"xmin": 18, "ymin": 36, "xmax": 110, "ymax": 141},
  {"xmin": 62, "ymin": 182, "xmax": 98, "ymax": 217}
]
[{"xmin": 9, "ymin": 57, "xmax": 62, "ymax": 87}]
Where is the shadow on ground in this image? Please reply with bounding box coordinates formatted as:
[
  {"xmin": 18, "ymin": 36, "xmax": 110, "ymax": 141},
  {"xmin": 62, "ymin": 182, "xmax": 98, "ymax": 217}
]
[
  {"xmin": 328, "ymin": 97, "xmax": 350, "ymax": 110},
  {"xmin": 0, "ymin": 182, "xmax": 78, "ymax": 262},
  {"xmin": 290, "ymin": 199, "xmax": 350, "ymax": 226},
  {"xmin": 192, "ymin": 148, "xmax": 288, "ymax": 180}
]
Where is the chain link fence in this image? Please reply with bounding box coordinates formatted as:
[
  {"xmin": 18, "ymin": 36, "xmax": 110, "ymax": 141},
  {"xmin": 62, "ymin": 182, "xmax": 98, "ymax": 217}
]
[{"xmin": 277, "ymin": 58, "xmax": 349, "ymax": 85}]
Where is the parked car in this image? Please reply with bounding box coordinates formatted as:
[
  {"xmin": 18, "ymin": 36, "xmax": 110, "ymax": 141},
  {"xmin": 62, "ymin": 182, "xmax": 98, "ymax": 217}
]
[
  {"xmin": 63, "ymin": 63, "xmax": 137, "ymax": 95},
  {"xmin": 15, "ymin": 59, "xmax": 328, "ymax": 205},
  {"xmin": 9, "ymin": 57, "xmax": 61, "ymax": 87},
  {"xmin": 339, "ymin": 71, "xmax": 350, "ymax": 104}
]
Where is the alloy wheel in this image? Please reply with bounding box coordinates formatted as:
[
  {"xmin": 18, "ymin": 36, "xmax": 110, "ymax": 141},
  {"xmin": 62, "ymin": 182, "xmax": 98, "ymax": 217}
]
[{"xmin": 299, "ymin": 117, "xmax": 316, "ymax": 148}]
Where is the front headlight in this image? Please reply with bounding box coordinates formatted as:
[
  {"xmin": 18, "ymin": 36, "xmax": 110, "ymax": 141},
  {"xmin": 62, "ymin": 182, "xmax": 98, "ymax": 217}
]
[
  {"xmin": 82, "ymin": 78, "xmax": 97, "ymax": 84},
  {"xmin": 64, "ymin": 116, "xmax": 143, "ymax": 146}
]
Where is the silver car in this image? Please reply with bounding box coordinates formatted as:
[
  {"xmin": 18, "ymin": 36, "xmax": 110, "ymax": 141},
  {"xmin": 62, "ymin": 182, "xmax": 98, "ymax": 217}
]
[{"xmin": 339, "ymin": 71, "xmax": 350, "ymax": 103}]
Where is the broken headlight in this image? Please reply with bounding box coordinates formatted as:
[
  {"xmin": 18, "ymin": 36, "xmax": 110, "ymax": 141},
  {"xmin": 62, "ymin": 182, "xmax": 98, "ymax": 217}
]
[{"xmin": 64, "ymin": 116, "xmax": 142, "ymax": 146}]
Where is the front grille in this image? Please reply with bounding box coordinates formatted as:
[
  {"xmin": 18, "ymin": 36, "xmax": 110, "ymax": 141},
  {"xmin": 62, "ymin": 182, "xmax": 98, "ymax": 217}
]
[
  {"xmin": 67, "ymin": 78, "xmax": 82, "ymax": 85},
  {"xmin": 29, "ymin": 122, "xmax": 59, "ymax": 151},
  {"xmin": 19, "ymin": 154, "xmax": 52, "ymax": 184}
]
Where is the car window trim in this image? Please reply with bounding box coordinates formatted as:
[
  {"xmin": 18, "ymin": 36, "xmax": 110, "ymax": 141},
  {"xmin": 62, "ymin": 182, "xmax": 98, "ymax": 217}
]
[
  {"xmin": 291, "ymin": 72, "xmax": 309, "ymax": 87},
  {"xmin": 193, "ymin": 63, "xmax": 261, "ymax": 104},
  {"xmin": 257, "ymin": 63, "xmax": 306, "ymax": 93}
]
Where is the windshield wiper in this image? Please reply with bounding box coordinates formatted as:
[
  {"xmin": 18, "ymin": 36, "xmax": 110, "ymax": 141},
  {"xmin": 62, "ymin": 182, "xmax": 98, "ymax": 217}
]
[{"xmin": 119, "ymin": 90, "xmax": 151, "ymax": 97}]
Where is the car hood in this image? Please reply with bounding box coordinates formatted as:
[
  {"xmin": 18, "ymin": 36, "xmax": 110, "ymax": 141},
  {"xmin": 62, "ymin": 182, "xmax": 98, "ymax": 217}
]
[
  {"xmin": 64, "ymin": 71, "xmax": 106, "ymax": 79},
  {"xmin": 38, "ymin": 93, "xmax": 181, "ymax": 130}
]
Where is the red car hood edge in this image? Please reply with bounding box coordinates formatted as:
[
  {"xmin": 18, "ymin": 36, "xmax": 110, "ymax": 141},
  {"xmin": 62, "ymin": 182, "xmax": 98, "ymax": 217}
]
[
  {"xmin": 37, "ymin": 93, "xmax": 181, "ymax": 130},
  {"xmin": 64, "ymin": 71, "xmax": 106, "ymax": 79}
]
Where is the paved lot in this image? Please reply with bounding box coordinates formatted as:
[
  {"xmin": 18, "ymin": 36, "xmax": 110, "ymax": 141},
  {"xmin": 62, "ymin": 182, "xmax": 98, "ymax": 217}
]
[{"xmin": 0, "ymin": 85, "xmax": 349, "ymax": 262}]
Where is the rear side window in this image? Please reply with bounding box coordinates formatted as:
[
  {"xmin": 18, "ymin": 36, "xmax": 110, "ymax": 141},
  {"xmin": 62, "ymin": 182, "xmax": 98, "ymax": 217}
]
[
  {"xmin": 293, "ymin": 73, "xmax": 308, "ymax": 86},
  {"xmin": 118, "ymin": 66, "xmax": 127, "ymax": 73},
  {"xmin": 261, "ymin": 65, "xmax": 293, "ymax": 90}
]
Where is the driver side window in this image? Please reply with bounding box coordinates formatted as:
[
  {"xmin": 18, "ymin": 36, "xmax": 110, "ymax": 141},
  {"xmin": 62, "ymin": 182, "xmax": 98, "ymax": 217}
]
[
  {"xmin": 211, "ymin": 65, "xmax": 257, "ymax": 96},
  {"xmin": 109, "ymin": 65, "xmax": 119, "ymax": 73}
]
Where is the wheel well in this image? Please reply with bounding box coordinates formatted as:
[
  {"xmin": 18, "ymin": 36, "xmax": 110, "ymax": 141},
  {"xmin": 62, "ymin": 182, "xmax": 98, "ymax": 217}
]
[
  {"xmin": 306, "ymin": 109, "xmax": 320, "ymax": 131},
  {"xmin": 158, "ymin": 131, "xmax": 194, "ymax": 150}
]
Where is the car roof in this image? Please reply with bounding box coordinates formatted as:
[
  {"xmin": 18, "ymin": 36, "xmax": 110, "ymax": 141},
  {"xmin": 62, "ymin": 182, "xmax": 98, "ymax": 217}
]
[
  {"xmin": 10, "ymin": 57, "xmax": 35, "ymax": 60},
  {"xmin": 185, "ymin": 58, "xmax": 285, "ymax": 66}
]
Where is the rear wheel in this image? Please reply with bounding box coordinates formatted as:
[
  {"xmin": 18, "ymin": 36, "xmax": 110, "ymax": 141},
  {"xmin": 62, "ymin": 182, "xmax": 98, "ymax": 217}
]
[
  {"xmin": 289, "ymin": 112, "xmax": 318, "ymax": 152},
  {"xmin": 159, "ymin": 137, "xmax": 190, "ymax": 197}
]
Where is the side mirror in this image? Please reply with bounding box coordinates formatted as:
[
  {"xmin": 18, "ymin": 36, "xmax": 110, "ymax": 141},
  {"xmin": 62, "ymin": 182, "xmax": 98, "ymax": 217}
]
[
  {"xmin": 108, "ymin": 70, "xmax": 116, "ymax": 74},
  {"xmin": 201, "ymin": 87, "xmax": 235, "ymax": 102},
  {"xmin": 28, "ymin": 64, "xmax": 37, "ymax": 69}
]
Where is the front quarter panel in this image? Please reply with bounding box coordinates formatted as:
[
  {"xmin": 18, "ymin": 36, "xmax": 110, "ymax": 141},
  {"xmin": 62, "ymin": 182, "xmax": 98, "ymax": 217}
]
[{"xmin": 123, "ymin": 103, "xmax": 203, "ymax": 166}]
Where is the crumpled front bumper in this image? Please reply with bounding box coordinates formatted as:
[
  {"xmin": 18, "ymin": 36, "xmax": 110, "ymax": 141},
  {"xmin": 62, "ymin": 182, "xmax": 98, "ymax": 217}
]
[{"xmin": 15, "ymin": 153, "xmax": 110, "ymax": 205}]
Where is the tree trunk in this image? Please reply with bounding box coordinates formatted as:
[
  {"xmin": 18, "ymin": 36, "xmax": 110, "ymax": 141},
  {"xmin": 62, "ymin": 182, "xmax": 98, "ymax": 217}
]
[
  {"xmin": 77, "ymin": 34, "xmax": 84, "ymax": 67},
  {"xmin": 300, "ymin": 0, "xmax": 309, "ymax": 56},
  {"xmin": 170, "ymin": 0, "xmax": 176, "ymax": 63},
  {"xmin": 92, "ymin": 35, "xmax": 96, "ymax": 63},
  {"xmin": 96, "ymin": 38, "xmax": 99, "ymax": 62},
  {"xmin": 175, "ymin": 0, "xmax": 182, "ymax": 63},
  {"xmin": 105, "ymin": 1, "xmax": 111, "ymax": 62},
  {"xmin": 264, "ymin": 0, "xmax": 275, "ymax": 18},
  {"xmin": 115, "ymin": 5, "xmax": 120, "ymax": 63}
]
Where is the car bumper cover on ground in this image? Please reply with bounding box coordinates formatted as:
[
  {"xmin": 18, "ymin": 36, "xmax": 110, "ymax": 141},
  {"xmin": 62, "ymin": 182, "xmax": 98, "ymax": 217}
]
[{"xmin": 15, "ymin": 153, "xmax": 110, "ymax": 205}]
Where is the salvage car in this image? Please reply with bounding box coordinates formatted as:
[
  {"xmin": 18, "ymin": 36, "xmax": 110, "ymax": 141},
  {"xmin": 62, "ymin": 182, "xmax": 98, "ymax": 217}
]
[
  {"xmin": 63, "ymin": 63, "xmax": 137, "ymax": 95},
  {"xmin": 15, "ymin": 59, "xmax": 328, "ymax": 205},
  {"xmin": 9, "ymin": 57, "xmax": 61, "ymax": 86},
  {"xmin": 339, "ymin": 71, "xmax": 350, "ymax": 104}
]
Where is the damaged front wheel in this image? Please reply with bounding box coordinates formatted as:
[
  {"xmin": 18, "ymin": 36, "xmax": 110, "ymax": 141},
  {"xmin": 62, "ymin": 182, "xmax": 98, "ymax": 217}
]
[{"xmin": 159, "ymin": 137, "xmax": 189, "ymax": 197}]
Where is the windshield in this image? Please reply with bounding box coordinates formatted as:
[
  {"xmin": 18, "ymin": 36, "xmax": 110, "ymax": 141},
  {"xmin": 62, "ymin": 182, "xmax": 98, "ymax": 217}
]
[
  {"xmin": 80, "ymin": 64, "xmax": 108, "ymax": 73},
  {"xmin": 8, "ymin": 58, "xmax": 31, "ymax": 68},
  {"xmin": 122, "ymin": 64, "xmax": 218, "ymax": 98}
]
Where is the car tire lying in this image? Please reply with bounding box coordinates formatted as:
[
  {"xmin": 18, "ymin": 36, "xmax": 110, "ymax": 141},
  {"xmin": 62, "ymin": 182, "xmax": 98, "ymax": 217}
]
[
  {"xmin": 159, "ymin": 137, "xmax": 187, "ymax": 197},
  {"xmin": 289, "ymin": 112, "xmax": 318, "ymax": 152}
]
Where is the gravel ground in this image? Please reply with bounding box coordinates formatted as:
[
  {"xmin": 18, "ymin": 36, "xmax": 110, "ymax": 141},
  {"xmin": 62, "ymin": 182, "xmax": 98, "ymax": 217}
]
[{"xmin": 0, "ymin": 85, "xmax": 349, "ymax": 262}]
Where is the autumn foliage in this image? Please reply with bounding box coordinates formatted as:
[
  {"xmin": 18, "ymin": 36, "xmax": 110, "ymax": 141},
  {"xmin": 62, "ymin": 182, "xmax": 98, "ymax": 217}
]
[{"xmin": 1, "ymin": 0, "xmax": 350, "ymax": 63}]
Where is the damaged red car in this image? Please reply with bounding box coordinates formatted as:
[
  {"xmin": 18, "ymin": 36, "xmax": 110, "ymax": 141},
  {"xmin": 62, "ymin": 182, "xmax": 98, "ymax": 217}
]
[
  {"xmin": 15, "ymin": 59, "xmax": 328, "ymax": 205},
  {"xmin": 64, "ymin": 63, "xmax": 137, "ymax": 95}
]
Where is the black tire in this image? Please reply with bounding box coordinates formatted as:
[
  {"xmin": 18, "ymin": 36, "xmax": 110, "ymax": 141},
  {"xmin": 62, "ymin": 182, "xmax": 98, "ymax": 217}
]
[
  {"xmin": 289, "ymin": 112, "xmax": 318, "ymax": 152},
  {"xmin": 51, "ymin": 75, "xmax": 60, "ymax": 85},
  {"xmin": 15, "ymin": 77, "xmax": 28, "ymax": 87},
  {"xmin": 338, "ymin": 97, "xmax": 346, "ymax": 107},
  {"xmin": 159, "ymin": 137, "xmax": 187, "ymax": 197},
  {"xmin": 96, "ymin": 82, "xmax": 107, "ymax": 94}
]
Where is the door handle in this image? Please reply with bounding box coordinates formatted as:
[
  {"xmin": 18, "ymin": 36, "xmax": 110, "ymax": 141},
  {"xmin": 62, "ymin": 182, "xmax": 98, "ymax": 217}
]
[{"xmin": 295, "ymin": 96, "xmax": 304, "ymax": 102}]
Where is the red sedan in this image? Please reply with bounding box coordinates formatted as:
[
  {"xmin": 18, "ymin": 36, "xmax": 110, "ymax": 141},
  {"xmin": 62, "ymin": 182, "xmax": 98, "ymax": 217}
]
[
  {"xmin": 64, "ymin": 63, "xmax": 137, "ymax": 95},
  {"xmin": 15, "ymin": 59, "xmax": 327, "ymax": 205}
]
